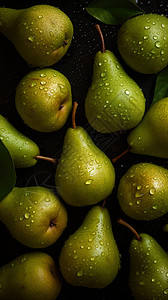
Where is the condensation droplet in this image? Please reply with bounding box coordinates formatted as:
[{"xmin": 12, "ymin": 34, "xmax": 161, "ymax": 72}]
[{"xmin": 85, "ymin": 179, "xmax": 93, "ymax": 185}]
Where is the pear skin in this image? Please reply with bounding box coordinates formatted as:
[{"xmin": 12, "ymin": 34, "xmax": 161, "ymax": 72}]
[
  {"xmin": 59, "ymin": 206, "xmax": 120, "ymax": 288},
  {"xmin": 0, "ymin": 114, "xmax": 39, "ymax": 168},
  {"xmin": 0, "ymin": 252, "xmax": 62, "ymax": 300},
  {"xmin": 55, "ymin": 126, "xmax": 115, "ymax": 206},
  {"xmin": 0, "ymin": 187, "xmax": 68, "ymax": 248},
  {"xmin": 128, "ymin": 97, "xmax": 168, "ymax": 158},
  {"xmin": 118, "ymin": 13, "xmax": 168, "ymax": 74},
  {"xmin": 129, "ymin": 233, "xmax": 168, "ymax": 299},
  {"xmin": 118, "ymin": 162, "xmax": 168, "ymax": 220},
  {"xmin": 15, "ymin": 68, "xmax": 72, "ymax": 132},
  {"xmin": 85, "ymin": 26, "xmax": 146, "ymax": 133},
  {"xmin": 0, "ymin": 5, "xmax": 73, "ymax": 67}
]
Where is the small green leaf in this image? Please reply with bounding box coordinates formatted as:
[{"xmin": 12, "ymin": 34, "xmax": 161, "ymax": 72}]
[
  {"xmin": 0, "ymin": 139, "xmax": 16, "ymax": 201},
  {"xmin": 86, "ymin": 0, "xmax": 144, "ymax": 25},
  {"xmin": 152, "ymin": 66, "xmax": 168, "ymax": 105}
]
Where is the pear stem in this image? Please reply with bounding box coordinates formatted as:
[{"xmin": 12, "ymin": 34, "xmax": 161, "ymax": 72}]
[
  {"xmin": 101, "ymin": 199, "xmax": 107, "ymax": 208},
  {"xmin": 118, "ymin": 218, "xmax": 141, "ymax": 241},
  {"xmin": 72, "ymin": 101, "xmax": 78, "ymax": 129},
  {"xmin": 112, "ymin": 147, "xmax": 131, "ymax": 163},
  {"xmin": 95, "ymin": 24, "xmax": 106, "ymax": 53},
  {"xmin": 36, "ymin": 155, "xmax": 57, "ymax": 164}
]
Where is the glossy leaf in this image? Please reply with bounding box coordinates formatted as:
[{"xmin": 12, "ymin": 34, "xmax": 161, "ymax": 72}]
[
  {"xmin": 86, "ymin": 0, "xmax": 144, "ymax": 25},
  {"xmin": 152, "ymin": 66, "xmax": 168, "ymax": 105},
  {"xmin": 0, "ymin": 139, "xmax": 16, "ymax": 201}
]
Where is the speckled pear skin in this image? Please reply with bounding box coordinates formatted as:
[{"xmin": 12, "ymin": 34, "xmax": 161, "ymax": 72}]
[
  {"xmin": 55, "ymin": 126, "xmax": 115, "ymax": 206},
  {"xmin": 0, "ymin": 187, "xmax": 68, "ymax": 248},
  {"xmin": 129, "ymin": 233, "xmax": 168, "ymax": 299},
  {"xmin": 0, "ymin": 5, "xmax": 73, "ymax": 67},
  {"xmin": 0, "ymin": 252, "xmax": 62, "ymax": 300},
  {"xmin": 0, "ymin": 114, "xmax": 39, "ymax": 168},
  {"xmin": 127, "ymin": 97, "xmax": 168, "ymax": 158},
  {"xmin": 59, "ymin": 206, "xmax": 120, "ymax": 288},
  {"xmin": 118, "ymin": 13, "xmax": 168, "ymax": 74},
  {"xmin": 15, "ymin": 68, "xmax": 72, "ymax": 132},
  {"xmin": 85, "ymin": 50, "xmax": 146, "ymax": 133},
  {"xmin": 118, "ymin": 163, "xmax": 168, "ymax": 221}
]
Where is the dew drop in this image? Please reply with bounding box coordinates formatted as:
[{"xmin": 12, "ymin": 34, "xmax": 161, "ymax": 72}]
[
  {"xmin": 85, "ymin": 179, "xmax": 93, "ymax": 185},
  {"xmin": 155, "ymin": 41, "xmax": 161, "ymax": 48},
  {"xmin": 149, "ymin": 188, "xmax": 156, "ymax": 195},
  {"xmin": 40, "ymin": 81, "xmax": 47, "ymax": 85},
  {"xmin": 163, "ymin": 289, "xmax": 168, "ymax": 295},
  {"xmin": 135, "ymin": 191, "xmax": 143, "ymax": 198},
  {"xmin": 44, "ymin": 198, "xmax": 50, "ymax": 202},
  {"xmin": 125, "ymin": 89, "xmax": 130, "ymax": 95},
  {"xmin": 27, "ymin": 35, "xmax": 35, "ymax": 42},
  {"xmin": 152, "ymin": 205, "xmax": 158, "ymax": 210},
  {"xmin": 30, "ymin": 82, "xmax": 37, "ymax": 87},
  {"xmin": 24, "ymin": 213, "xmax": 30, "ymax": 219},
  {"xmin": 100, "ymin": 73, "xmax": 106, "ymax": 77},
  {"xmin": 77, "ymin": 270, "xmax": 83, "ymax": 277}
]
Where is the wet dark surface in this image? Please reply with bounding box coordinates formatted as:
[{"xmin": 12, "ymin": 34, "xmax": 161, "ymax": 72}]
[{"xmin": 0, "ymin": 0, "xmax": 168, "ymax": 299}]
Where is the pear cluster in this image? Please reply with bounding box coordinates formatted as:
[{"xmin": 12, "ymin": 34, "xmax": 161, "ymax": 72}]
[{"xmin": 0, "ymin": 3, "xmax": 168, "ymax": 300}]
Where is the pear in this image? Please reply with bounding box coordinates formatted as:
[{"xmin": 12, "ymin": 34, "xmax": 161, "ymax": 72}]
[
  {"xmin": 127, "ymin": 97, "xmax": 168, "ymax": 158},
  {"xmin": 0, "ymin": 4, "xmax": 73, "ymax": 67},
  {"xmin": 85, "ymin": 25, "xmax": 146, "ymax": 133},
  {"xmin": 0, "ymin": 252, "xmax": 62, "ymax": 300},
  {"xmin": 15, "ymin": 68, "xmax": 72, "ymax": 132},
  {"xmin": 129, "ymin": 233, "xmax": 168, "ymax": 299},
  {"xmin": 118, "ymin": 162, "xmax": 168, "ymax": 220},
  {"xmin": 55, "ymin": 102, "xmax": 115, "ymax": 206},
  {"xmin": 118, "ymin": 219, "xmax": 168, "ymax": 299},
  {"xmin": 117, "ymin": 13, "xmax": 168, "ymax": 74},
  {"xmin": 0, "ymin": 114, "xmax": 39, "ymax": 168},
  {"xmin": 59, "ymin": 205, "xmax": 120, "ymax": 288},
  {"xmin": 0, "ymin": 186, "xmax": 68, "ymax": 248}
]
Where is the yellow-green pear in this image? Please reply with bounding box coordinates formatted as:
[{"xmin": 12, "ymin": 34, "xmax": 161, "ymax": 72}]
[
  {"xmin": 15, "ymin": 68, "xmax": 72, "ymax": 132},
  {"xmin": 0, "ymin": 114, "xmax": 39, "ymax": 168},
  {"xmin": 59, "ymin": 205, "xmax": 120, "ymax": 288},
  {"xmin": 55, "ymin": 102, "xmax": 115, "ymax": 206},
  {"xmin": 118, "ymin": 162, "xmax": 168, "ymax": 220},
  {"xmin": 85, "ymin": 25, "xmax": 146, "ymax": 133},
  {"xmin": 127, "ymin": 97, "xmax": 168, "ymax": 158},
  {"xmin": 118, "ymin": 219, "xmax": 168, "ymax": 299},
  {"xmin": 118, "ymin": 13, "xmax": 168, "ymax": 74},
  {"xmin": 0, "ymin": 252, "xmax": 62, "ymax": 300},
  {"xmin": 129, "ymin": 233, "xmax": 168, "ymax": 299},
  {"xmin": 0, "ymin": 186, "xmax": 68, "ymax": 248},
  {"xmin": 0, "ymin": 4, "xmax": 73, "ymax": 67}
]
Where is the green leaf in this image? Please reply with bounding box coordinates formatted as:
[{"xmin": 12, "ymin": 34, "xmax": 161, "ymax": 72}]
[
  {"xmin": 86, "ymin": 0, "xmax": 144, "ymax": 25},
  {"xmin": 152, "ymin": 66, "xmax": 168, "ymax": 105},
  {"xmin": 0, "ymin": 139, "xmax": 16, "ymax": 201}
]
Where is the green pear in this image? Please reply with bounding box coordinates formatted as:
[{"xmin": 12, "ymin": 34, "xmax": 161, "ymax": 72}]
[
  {"xmin": 0, "ymin": 252, "xmax": 62, "ymax": 300},
  {"xmin": 85, "ymin": 25, "xmax": 146, "ymax": 133},
  {"xmin": 0, "ymin": 4, "xmax": 73, "ymax": 67},
  {"xmin": 0, "ymin": 114, "xmax": 39, "ymax": 168},
  {"xmin": 55, "ymin": 102, "xmax": 115, "ymax": 206},
  {"xmin": 127, "ymin": 97, "xmax": 168, "ymax": 158},
  {"xmin": 129, "ymin": 233, "xmax": 168, "ymax": 299},
  {"xmin": 0, "ymin": 186, "xmax": 68, "ymax": 248},
  {"xmin": 59, "ymin": 205, "xmax": 120, "ymax": 288},
  {"xmin": 118, "ymin": 13, "xmax": 168, "ymax": 74},
  {"xmin": 118, "ymin": 162, "xmax": 168, "ymax": 220},
  {"xmin": 15, "ymin": 68, "xmax": 72, "ymax": 132}
]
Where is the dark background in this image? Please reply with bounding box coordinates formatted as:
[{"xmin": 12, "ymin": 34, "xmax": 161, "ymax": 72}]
[{"xmin": 0, "ymin": 0, "xmax": 168, "ymax": 299}]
